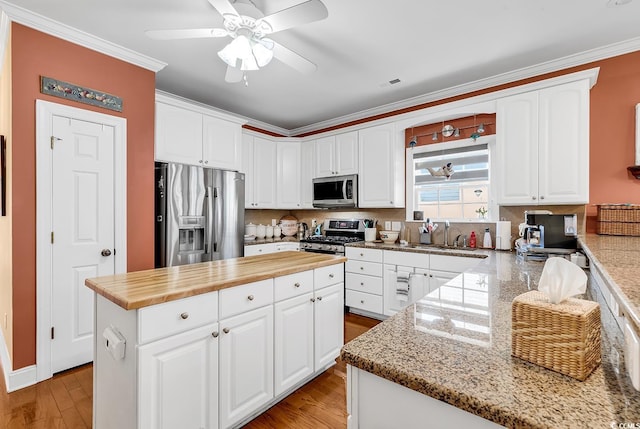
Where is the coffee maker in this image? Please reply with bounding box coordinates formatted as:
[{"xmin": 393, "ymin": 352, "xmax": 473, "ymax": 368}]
[{"xmin": 523, "ymin": 211, "xmax": 578, "ymax": 249}]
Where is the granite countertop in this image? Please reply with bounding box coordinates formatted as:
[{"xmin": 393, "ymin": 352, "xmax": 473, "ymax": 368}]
[
  {"xmin": 346, "ymin": 240, "xmax": 491, "ymax": 259},
  {"xmin": 579, "ymin": 234, "xmax": 640, "ymax": 330},
  {"xmin": 340, "ymin": 250, "xmax": 640, "ymax": 428},
  {"xmin": 85, "ymin": 251, "xmax": 345, "ymax": 310}
]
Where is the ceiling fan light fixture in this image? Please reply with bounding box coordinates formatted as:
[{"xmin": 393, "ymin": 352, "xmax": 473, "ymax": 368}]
[{"xmin": 252, "ymin": 41, "xmax": 274, "ymax": 67}]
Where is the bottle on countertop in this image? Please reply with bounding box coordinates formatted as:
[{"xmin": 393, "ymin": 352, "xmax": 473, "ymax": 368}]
[
  {"xmin": 469, "ymin": 231, "xmax": 476, "ymax": 248},
  {"xmin": 483, "ymin": 227, "xmax": 492, "ymax": 249}
]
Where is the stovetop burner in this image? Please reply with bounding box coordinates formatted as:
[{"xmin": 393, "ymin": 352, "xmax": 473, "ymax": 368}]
[
  {"xmin": 299, "ymin": 218, "xmax": 366, "ymax": 254},
  {"xmin": 301, "ymin": 235, "xmax": 363, "ymax": 244}
]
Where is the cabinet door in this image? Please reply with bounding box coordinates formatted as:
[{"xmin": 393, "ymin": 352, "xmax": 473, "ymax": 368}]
[
  {"xmin": 243, "ymin": 243, "xmax": 277, "ymax": 256},
  {"xmin": 219, "ymin": 306, "xmax": 274, "ymax": 429},
  {"xmin": 241, "ymin": 134, "xmax": 255, "ymax": 207},
  {"xmin": 300, "ymin": 142, "xmax": 314, "ymax": 208},
  {"xmin": 428, "ymin": 269, "xmax": 458, "ymax": 293},
  {"xmin": 202, "ymin": 114, "xmax": 242, "ymax": 171},
  {"xmin": 314, "ymin": 283, "xmax": 344, "ymax": 370},
  {"xmin": 383, "ymin": 265, "xmax": 414, "ymax": 316},
  {"xmin": 495, "ymin": 91, "xmax": 539, "ymax": 205},
  {"xmin": 276, "ymin": 141, "xmax": 302, "ymax": 209},
  {"xmin": 335, "ymin": 131, "xmax": 359, "ymax": 175},
  {"xmin": 138, "ymin": 323, "xmax": 218, "ymax": 429},
  {"xmin": 538, "ymin": 80, "xmax": 589, "ymax": 204},
  {"xmin": 358, "ymin": 124, "xmax": 403, "ymax": 208},
  {"xmin": 155, "ymin": 102, "xmax": 203, "ymax": 165},
  {"xmin": 274, "ymin": 293, "xmax": 314, "ymax": 396},
  {"xmin": 253, "ymin": 137, "xmax": 277, "ymax": 208},
  {"xmin": 315, "ymin": 136, "xmax": 336, "ymax": 177}
]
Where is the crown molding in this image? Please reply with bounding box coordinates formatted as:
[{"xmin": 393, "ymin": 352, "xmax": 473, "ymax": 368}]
[
  {"xmin": 288, "ymin": 36, "xmax": 640, "ymax": 136},
  {"xmin": 0, "ymin": 0, "xmax": 166, "ymax": 72}
]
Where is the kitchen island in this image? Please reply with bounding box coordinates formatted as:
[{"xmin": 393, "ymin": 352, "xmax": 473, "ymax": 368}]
[
  {"xmin": 85, "ymin": 251, "xmax": 346, "ymax": 429},
  {"xmin": 340, "ymin": 250, "xmax": 640, "ymax": 428}
]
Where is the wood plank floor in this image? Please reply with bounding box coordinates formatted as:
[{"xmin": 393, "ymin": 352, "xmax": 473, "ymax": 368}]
[{"xmin": 0, "ymin": 313, "xmax": 380, "ymax": 428}]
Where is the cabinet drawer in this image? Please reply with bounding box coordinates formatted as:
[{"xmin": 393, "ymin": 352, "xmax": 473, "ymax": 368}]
[
  {"xmin": 314, "ymin": 264, "xmax": 344, "ymax": 289},
  {"xmin": 346, "ymin": 290, "xmax": 383, "ymax": 314},
  {"xmin": 346, "ymin": 273, "xmax": 383, "ymax": 295},
  {"xmin": 430, "ymin": 254, "xmax": 481, "ymax": 272},
  {"xmin": 219, "ymin": 279, "xmax": 274, "ymax": 320},
  {"xmin": 384, "ymin": 250, "xmax": 429, "ymax": 269},
  {"xmin": 274, "ymin": 270, "xmax": 314, "ymax": 302},
  {"xmin": 346, "ymin": 247, "xmax": 383, "ymax": 263},
  {"xmin": 345, "ymin": 260, "xmax": 383, "ymax": 277},
  {"xmin": 138, "ymin": 291, "xmax": 218, "ymax": 344},
  {"xmin": 244, "ymin": 243, "xmax": 276, "ymax": 256}
]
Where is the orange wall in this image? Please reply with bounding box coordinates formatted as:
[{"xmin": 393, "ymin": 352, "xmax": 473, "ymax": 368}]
[{"xmin": 11, "ymin": 23, "xmax": 156, "ymax": 369}]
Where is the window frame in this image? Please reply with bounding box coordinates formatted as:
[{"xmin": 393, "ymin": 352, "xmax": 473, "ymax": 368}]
[{"xmin": 405, "ymin": 135, "xmax": 497, "ymax": 222}]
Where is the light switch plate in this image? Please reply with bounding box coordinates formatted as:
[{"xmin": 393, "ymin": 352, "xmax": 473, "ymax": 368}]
[
  {"xmin": 624, "ymin": 318, "xmax": 640, "ymax": 390},
  {"xmin": 384, "ymin": 221, "xmax": 391, "ymax": 230},
  {"xmin": 391, "ymin": 221, "xmax": 401, "ymax": 232}
]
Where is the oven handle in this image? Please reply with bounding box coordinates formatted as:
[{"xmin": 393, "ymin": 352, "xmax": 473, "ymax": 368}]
[{"xmin": 301, "ymin": 248, "xmax": 343, "ymax": 255}]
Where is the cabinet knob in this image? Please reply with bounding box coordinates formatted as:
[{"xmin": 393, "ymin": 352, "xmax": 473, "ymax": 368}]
[
  {"xmin": 199, "ymin": 160, "xmax": 203, "ymax": 164},
  {"xmin": 294, "ymin": 282, "xmax": 300, "ymax": 288},
  {"xmin": 360, "ymin": 253, "xmax": 364, "ymax": 257},
  {"xmin": 317, "ymin": 296, "xmax": 323, "ymax": 301},
  {"xmin": 204, "ymin": 160, "xmax": 209, "ymax": 164},
  {"xmin": 360, "ymin": 282, "xmax": 364, "ymax": 286},
  {"xmin": 329, "ymin": 273, "xmax": 334, "ymax": 278},
  {"xmin": 258, "ymin": 249, "xmax": 263, "ymax": 252},
  {"xmin": 532, "ymin": 196, "xmax": 537, "ymax": 200},
  {"xmin": 212, "ymin": 331, "xmax": 219, "ymax": 338},
  {"xmin": 390, "ymin": 201, "xmax": 393, "ymax": 204},
  {"xmin": 360, "ymin": 266, "xmax": 364, "ymax": 270},
  {"xmin": 540, "ymin": 195, "xmax": 545, "ymax": 200},
  {"xmin": 223, "ymin": 327, "xmax": 230, "ymax": 334},
  {"xmin": 360, "ymin": 300, "xmax": 364, "ymax": 304},
  {"xmin": 429, "ymin": 274, "xmax": 433, "ymax": 278},
  {"xmin": 247, "ymin": 294, "xmax": 255, "ymax": 301},
  {"xmin": 310, "ymin": 298, "xmax": 316, "ymax": 302},
  {"xmin": 180, "ymin": 312, "xmax": 189, "ymax": 320}
]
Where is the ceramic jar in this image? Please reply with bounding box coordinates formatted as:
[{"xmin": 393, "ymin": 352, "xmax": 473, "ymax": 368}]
[
  {"xmin": 273, "ymin": 225, "xmax": 282, "ymax": 237},
  {"xmin": 245, "ymin": 223, "xmax": 257, "ymax": 237},
  {"xmin": 256, "ymin": 224, "xmax": 266, "ymax": 238},
  {"xmin": 265, "ymin": 225, "xmax": 274, "ymax": 238}
]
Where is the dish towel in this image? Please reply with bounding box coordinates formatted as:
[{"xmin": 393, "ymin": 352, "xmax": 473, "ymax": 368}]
[{"xmin": 396, "ymin": 270, "xmax": 411, "ymax": 302}]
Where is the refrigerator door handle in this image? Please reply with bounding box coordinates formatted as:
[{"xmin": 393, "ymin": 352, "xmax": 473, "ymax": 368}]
[
  {"xmin": 206, "ymin": 186, "xmax": 214, "ymax": 255},
  {"xmin": 212, "ymin": 187, "xmax": 220, "ymax": 253}
]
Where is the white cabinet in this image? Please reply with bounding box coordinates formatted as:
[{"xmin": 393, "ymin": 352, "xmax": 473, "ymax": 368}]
[
  {"xmin": 244, "ymin": 242, "xmax": 300, "ymax": 256},
  {"xmin": 496, "ymin": 79, "xmax": 589, "ymax": 205},
  {"xmin": 314, "ymin": 282, "xmax": 345, "ymax": 369},
  {"xmin": 345, "ymin": 247, "xmax": 384, "ymax": 317},
  {"xmin": 300, "ymin": 142, "xmax": 315, "ymax": 208},
  {"xmin": 138, "ymin": 323, "xmax": 219, "ymax": 429},
  {"xmin": 358, "ymin": 123, "xmax": 405, "ymax": 208},
  {"xmin": 242, "ymin": 134, "xmax": 277, "ymax": 208},
  {"xmin": 314, "ymin": 131, "xmax": 358, "ymax": 178},
  {"xmin": 277, "ymin": 141, "xmax": 302, "ymax": 209},
  {"xmin": 219, "ymin": 305, "xmax": 274, "ymax": 429},
  {"xmin": 155, "ymin": 94, "xmax": 244, "ymax": 171}
]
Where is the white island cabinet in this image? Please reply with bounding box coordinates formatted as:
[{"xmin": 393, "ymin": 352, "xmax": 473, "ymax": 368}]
[{"xmin": 87, "ymin": 252, "xmax": 345, "ymax": 429}]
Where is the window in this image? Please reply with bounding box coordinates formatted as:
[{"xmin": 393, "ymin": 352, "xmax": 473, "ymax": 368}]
[{"xmin": 408, "ymin": 140, "xmax": 491, "ymax": 220}]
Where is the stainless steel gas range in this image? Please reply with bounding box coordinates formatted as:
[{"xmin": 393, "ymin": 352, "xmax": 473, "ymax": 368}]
[{"xmin": 299, "ymin": 219, "xmax": 366, "ymax": 255}]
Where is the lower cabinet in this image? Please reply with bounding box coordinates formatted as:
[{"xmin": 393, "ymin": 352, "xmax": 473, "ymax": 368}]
[
  {"xmin": 138, "ymin": 323, "xmax": 219, "ymax": 429},
  {"xmin": 314, "ymin": 283, "xmax": 345, "ymax": 369},
  {"xmin": 219, "ymin": 306, "xmax": 274, "ymax": 429}
]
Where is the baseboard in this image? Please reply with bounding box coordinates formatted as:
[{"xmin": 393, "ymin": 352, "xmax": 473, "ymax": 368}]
[{"xmin": 0, "ymin": 328, "xmax": 37, "ymax": 392}]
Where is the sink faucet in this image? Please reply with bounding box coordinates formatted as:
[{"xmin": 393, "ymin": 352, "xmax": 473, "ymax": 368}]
[{"xmin": 444, "ymin": 220, "xmax": 450, "ymax": 246}]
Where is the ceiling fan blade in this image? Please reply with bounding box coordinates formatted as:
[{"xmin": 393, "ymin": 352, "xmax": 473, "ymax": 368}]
[
  {"xmin": 145, "ymin": 28, "xmax": 228, "ymax": 40},
  {"xmin": 207, "ymin": 0, "xmax": 239, "ymax": 17},
  {"xmin": 258, "ymin": 0, "xmax": 328, "ymax": 34},
  {"xmin": 272, "ymin": 42, "xmax": 317, "ymax": 74},
  {"xmin": 225, "ymin": 65, "xmax": 244, "ymax": 83}
]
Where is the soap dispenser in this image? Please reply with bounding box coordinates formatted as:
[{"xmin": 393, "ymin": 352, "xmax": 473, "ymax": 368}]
[
  {"xmin": 483, "ymin": 227, "xmax": 492, "ymax": 249},
  {"xmin": 469, "ymin": 231, "xmax": 476, "ymax": 248}
]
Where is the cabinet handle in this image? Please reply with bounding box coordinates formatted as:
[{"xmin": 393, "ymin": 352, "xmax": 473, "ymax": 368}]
[
  {"xmin": 317, "ymin": 296, "xmax": 323, "ymax": 301},
  {"xmin": 294, "ymin": 282, "xmax": 300, "ymax": 288},
  {"xmin": 180, "ymin": 312, "xmax": 189, "ymax": 320},
  {"xmin": 247, "ymin": 294, "xmax": 255, "ymax": 301},
  {"xmin": 310, "ymin": 298, "xmax": 316, "ymax": 302},
  {"xmin": 199, "ymin": 160, "xmax": 203, "ymax": 164},
  {"xmin": 329, "ymin": 273, "xmax": 334, "ymax": 278},
  {"xmin": 204, "ymin": 160, "xmax": 209, "ymax": 164},
  {"xmin": 211, "ymin": 331, "xmax": 219, "ymax": 338},
  {"xmin": 223, "ymin": 327, "xmax": 230, "ymax": 334}
]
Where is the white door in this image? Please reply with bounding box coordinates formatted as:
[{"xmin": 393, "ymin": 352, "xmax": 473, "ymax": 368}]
[
  {"xmin": 358, "ymin": 124, "xmax": 398, "ymax": 207},
  {"xmin": 274, "ymin": 293, "xmax": 314, "ymax": 396},
  {"xmin": 252, "ymin": 137, "xmax": 277, "ymax": 208},
  {"xmin": 335, "ymin": 131, "xmax": 359, "ymax": 175},
  {"xmin": 154, "ymin": 101, "xmax": 203, "ymax": 165},
  {"xmin": 383, "ymin": 265, "xmax": 414, "ymax": 316},
  {"xmin": 276, "ymin": 141, "xmax": 301, "ymax": 209},
  {"xmin": 314, "ymin": 136, "xmax": 335, "ymax": 177},
  {"xmin": 202, "ymin": 114, "xmax": 242, "ymax": 171},
  {"xmin": 219, "ymin": 305, "xmax": 274, "ymax": 429},
  {"xmin": 314, "ymin": 283, "xmax": 344, "ymax": 370},
  {"xmin": 51, "ymin": 115, "xmax": 116, "ymax": 373},
  {"xmin": 138, "ymin": 323, "xmax": 219, "ymax": 429}
]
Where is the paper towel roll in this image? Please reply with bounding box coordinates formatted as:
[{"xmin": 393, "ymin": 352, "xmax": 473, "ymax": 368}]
[{"xmin": 495, "ymin": 221, "xmax": 512, "ymax": 250}]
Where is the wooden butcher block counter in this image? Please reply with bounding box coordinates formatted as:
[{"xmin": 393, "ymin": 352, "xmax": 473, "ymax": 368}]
[{"xmin": 85, "ymin": 251, "xmax": 346, "ymax": 310}]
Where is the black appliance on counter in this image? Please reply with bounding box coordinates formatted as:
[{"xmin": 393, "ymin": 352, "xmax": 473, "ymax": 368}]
[
  {"xmin": 299, "ymin": 218, "xmax": 365, "ymax": 255},
  {"xmin": 524, "ymin": 212, "xmax": 578, "ymax": 249}
]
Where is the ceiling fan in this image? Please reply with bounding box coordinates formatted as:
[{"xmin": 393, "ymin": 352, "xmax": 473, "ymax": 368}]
[{"xmin": 146, "ymin": 0, "xmax": 328, "ymax": 84}]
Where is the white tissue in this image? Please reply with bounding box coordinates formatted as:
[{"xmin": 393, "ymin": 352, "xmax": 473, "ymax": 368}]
[{"xmin": 537, "ymin": 257, "xmax": 587, "ymax": 304}]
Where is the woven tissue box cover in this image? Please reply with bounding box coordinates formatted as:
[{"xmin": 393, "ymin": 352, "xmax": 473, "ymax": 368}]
[{"xmin": 511, "ymin": 290, "xmax": 601, "ymax": 381}]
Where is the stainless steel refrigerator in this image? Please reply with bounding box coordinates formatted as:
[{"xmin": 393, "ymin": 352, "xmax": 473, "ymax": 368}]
[{"xmin": 155, "ymin": 162, "xmax": 245, "ymax": 268}]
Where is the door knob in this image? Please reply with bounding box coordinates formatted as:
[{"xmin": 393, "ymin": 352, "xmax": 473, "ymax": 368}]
[{"xmin": 101, "ymin": 249, "xmax": 112, "ymax": 257}]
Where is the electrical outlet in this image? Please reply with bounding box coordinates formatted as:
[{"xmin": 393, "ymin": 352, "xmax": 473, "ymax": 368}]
[{"xmin": 384, "ymin": 221, "xmax": 391, "ymax": 230}]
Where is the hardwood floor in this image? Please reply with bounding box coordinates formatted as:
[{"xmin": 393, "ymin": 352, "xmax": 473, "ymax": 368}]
[{"xmin": 0, "ymin": 313, "xmax": 379, "ymax": 428}]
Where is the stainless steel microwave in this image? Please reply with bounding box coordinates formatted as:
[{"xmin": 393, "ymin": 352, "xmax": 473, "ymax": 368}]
[{"xmin": 312, "ymin": 174, "xmax": 358, "ymax": 208}]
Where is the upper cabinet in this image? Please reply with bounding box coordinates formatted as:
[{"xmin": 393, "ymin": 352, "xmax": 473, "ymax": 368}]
[
  {"xmin": 276, "ymin": 141, "xmax": 302, "ymax": 209},
  {"xmin": 496, "ymin": 79, "xmax": 589, "ymax": 205},
  {"xmin": 358, "ymin": 123, "xmax": 405, "ymax": 208},
  {"xmin": 242, "ymin": 134, "xmax": 277, "ymax": 209},
  {"xmin": 314, "ymin": 131, "xmax": 358, "ymax": 178},
  {"xmin": 155, "ymin": 93, "xmax": 245, "ymax": 171},
  {"xmin": 300, "ymin": 142, "xmax": 315, "ymax": 209}
]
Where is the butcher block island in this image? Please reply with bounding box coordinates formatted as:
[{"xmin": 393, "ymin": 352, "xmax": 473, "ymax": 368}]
[{"xmin": 84, "ymin": 251, "xmax": 346, "ymax": 429}]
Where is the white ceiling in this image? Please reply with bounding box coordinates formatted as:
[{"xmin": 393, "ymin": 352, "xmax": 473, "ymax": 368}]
[{"xmin": 4, "ymin": 0, "xmax": 640, "ymax": 134}]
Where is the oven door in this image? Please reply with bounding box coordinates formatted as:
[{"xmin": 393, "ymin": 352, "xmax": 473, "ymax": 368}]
[{"xmin": 300, "ymin": 246, "xmax": 343, "ymax": 255}]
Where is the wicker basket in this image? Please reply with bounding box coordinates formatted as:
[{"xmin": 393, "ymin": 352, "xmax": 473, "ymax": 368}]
[
  {"xmin": 597, "ymin": 204, "xmax": 640, "ymax": 236},
  {"xmin": 511, "ymin": 291, "xmax": 601, "ymax": 381}
]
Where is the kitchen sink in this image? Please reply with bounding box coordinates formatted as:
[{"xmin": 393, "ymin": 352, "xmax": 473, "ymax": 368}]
[{"xmin": 409, "ymin": 244, "xmax": 477, "ymax": 251}]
